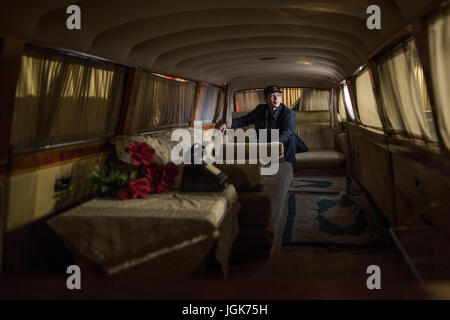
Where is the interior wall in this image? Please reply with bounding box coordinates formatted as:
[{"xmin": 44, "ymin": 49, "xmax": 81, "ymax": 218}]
[
  {"xmin": 358, "ymin": 135, "xmax": 395, "ymax": 225},
  {"xmin": 3, "ymin": 154, "xmax": 106, "ymax": 273},
  {"xmin": 7, "ymin": 155, "xmax": 107, "ymax": 232},
  {"xmin": 346, "ymin": 120, "xmax": 450, "ymax": 228},
  {"xmin": 392, "ymin": 153, "xmax": 450, "ymax": 227},
  {"xmin": 346, "ymin": 124, "xmax": 395, "ymax": 225}
]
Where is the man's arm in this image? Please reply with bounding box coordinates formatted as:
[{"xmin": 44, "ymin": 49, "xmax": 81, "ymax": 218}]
[
  {"xmin": 231, "ymin": 107, "xmax": 260, "ymax": 128},
  {"xmin": 278, "ymin": 109, "xmax": 296, "ymax": 144}
]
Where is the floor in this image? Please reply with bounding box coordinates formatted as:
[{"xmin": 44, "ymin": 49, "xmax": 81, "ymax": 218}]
[
  {"xmin": 1, "ymin": 169, "xmax": 449, "ymax": 299},
  {"xmin": 224, "ymin": 169, "xmax": 417, "ymax": 298}
]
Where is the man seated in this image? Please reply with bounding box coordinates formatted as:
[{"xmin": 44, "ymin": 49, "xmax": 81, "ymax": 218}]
[{"xmin": 219, "ymin": 85, "xmax": 309, "ymax": 172}]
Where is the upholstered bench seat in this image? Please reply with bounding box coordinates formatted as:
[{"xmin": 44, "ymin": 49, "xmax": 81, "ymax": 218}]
[
  {"xmin": 236, "ymin": 162, "xmax": 293, "ymax": 227},
  {"xmin": 296, "ymin": 150, "xmax": 345, "ymax": 168},
  {"xmin": 230, "ymin": 162, "xmax": 293, "ymax": 260}
]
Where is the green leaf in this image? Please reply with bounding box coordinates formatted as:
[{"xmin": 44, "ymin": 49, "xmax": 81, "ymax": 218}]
[
  {"xmin": 130, "ymin": 170, "xmax": 138, "ymax": 180},
  {"xmin": 101, "ymin": 185, "xmax": 109, "ymax": 193},
  {"xmin": 93, "ymin": 170, "xmax": 100, "ymax": 178},
  {"xmin": 120, "ymin": 173, "xmax": 128, "ymax": 182}
]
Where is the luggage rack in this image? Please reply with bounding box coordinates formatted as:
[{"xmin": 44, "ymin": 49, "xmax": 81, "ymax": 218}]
[{"xmin": 389, "ymin": 202, "xmax": 450, "ymax": 282}]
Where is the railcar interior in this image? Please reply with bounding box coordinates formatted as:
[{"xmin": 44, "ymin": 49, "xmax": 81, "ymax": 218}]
[{"xmin": 0, "ymin": 0, "xmax": 449, "ymax": 300}]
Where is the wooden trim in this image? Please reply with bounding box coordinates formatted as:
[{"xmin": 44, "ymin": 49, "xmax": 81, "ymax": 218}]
[
  {"xmin": 389, "ymin": 138, "xmax": 450, "ymax": 178},
  {"xmin": 117, "ymin": 68, "xmax": 142, "ymax": 135},
  {"xmin": 347, "ymin": 122, "xmax": 388, "ymax": 145},
  {"xmin": 212, "ymin": 87, "xmax": 224, "ymax": 124},
  {"xmin": 10, "ymin": 140, "xmax": 111, "ymax": 176},
  {"xmin": 0, "ymin": 37, "xmax": 24, "ymax": 171},
  {"xmin": 367, "ymin": 59, "xmax": 390, "ymax": 135},
  {"xmin": 201, "ymin": 124, "xmax": 216, "ymax": 130},
  {"xmin": 139, "ymin": 126, "xmax": 186, "ymax": 135},
  {"xmin": 367, "ymin": 61, "xmax": 377, "ymax": 89},
  {"xmin": 190, "ymin": 82, "xmax": 202, "ymax": 127},
  {"xmin": 412, "ymin": 17, "xmax": 447, "ymax": 153}
]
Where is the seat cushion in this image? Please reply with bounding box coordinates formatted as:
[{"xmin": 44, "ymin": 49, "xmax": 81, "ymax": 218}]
[
  {"xmin": 236, "ymin": 161, "xmax": 293, "ymax": 227},
  {"xmin": 215, "ymin": 164, "xmax": 263, "ymax": 192},
  {"xmin": 296, "ymin": 150, "xmax": 345, "ymax": 168},
  {"xmin": 294, "ymin": 111, "xmax": 335, "ymax": 150}
]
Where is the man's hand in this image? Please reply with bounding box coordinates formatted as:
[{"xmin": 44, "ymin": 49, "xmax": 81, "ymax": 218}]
[{"xmin": 218, "ymin": 123, "xmax": 227, "ymax": 135}]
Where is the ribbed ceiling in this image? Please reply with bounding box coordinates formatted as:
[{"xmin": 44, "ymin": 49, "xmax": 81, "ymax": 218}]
[{"xmin": 0, "ymin": 0, "xmax": 441, "ymax": 90}]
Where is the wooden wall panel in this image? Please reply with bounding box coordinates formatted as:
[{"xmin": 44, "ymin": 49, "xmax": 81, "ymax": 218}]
[
  {"xmin": 117, "ymin": 68, "xmax": 141, "ymax": 135},
  {"xmin": 0, "ymin": 36, "xmax": 24, "ymax": 277},
  {"xmin": 0, "ymin": 37, "xmax": 23, "ymax": 167}
]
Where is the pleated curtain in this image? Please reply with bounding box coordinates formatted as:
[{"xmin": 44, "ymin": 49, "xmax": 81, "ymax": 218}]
[
  {"xmin": 428, "ymin": 5, "xmax": 450, "ymax": 150},
  {"xmin": 134, "ymin": 72, "xmax": 196, "ymax": 131},
  {"xmin": 376, "ymin": 39, "xmax": 437, "ymax": 143},
  {"xmin": 294, "ymin": 88, "xmax": 330, "ymax": 111},
  {"xmin": 194, "ymin": 84, "xmax": 220, "ymax": 124},
  {"xmin": 354, "ymin": 68, "xmax": 383, "ymax": 129},
  {"xmin": 337, "ymin": 87, "xmax": 348, "ymax": 122},
  {"xmin": 11, "ymin": 47, "xmax": 126, "ymax": 152}
]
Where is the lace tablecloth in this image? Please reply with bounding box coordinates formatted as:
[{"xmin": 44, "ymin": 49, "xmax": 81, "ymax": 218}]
[{"xmin": 48, "ymin": 185, "xmax": 240, "ymax": 277}]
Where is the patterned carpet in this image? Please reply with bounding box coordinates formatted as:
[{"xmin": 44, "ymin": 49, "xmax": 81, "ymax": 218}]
[{"xmin": 283, "ymin": 176, "xmax": 392, "ymax": 248}]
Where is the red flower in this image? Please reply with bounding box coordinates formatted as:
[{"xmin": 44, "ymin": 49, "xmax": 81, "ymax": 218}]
[
  {"xmin": 146, "ymin": 163, "xmax": 164, "ymax": 190},
  {"xmin": 117, "ymin": 188, "xmax": 132, "ymax": 200},
  {"xmin": 156, "ymin": 175, "xmax": 169, "ymax": 194},
  {"xmin": 143, "ymin": 166, "xmax": 153, "ymax": 186},
  {"xmin": 125, "ymin": 142, "xmax": 155, "ymax": 166},
  {"xmin": 128, "ymin": 178, "xmax": 151, "ymax": 198},
  {"xmin": 164, "ymin": 162, "xmax": 179, "ymax": 186}
]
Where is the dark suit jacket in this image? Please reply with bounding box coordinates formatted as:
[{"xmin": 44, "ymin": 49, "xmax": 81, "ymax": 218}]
[{"xmin": 231, "ymin": 104, "xmax": 309, "ymax": 152}]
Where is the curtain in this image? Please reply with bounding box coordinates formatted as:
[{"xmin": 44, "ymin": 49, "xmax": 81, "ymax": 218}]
[
  {"xmin": 212, "ymin": 87, "xmax": 225, "ymax": 123},
  {"xmin": 428, "ymin": 5, "xmax": 450, "ymax": 150},
  {"xmin": 135, "ymin": 72, "xmax": 196, "ymax": 131},
  {"xmin": 337, "ymin": 87, "xmax": 348, "ymax": 121},
  {"xmin": 235, "ymin": 90, "xmax": 265, "ymax": 112},
  {"xmin": 11, "ymin": 47, "xmax": 126, "ymax": 153},
  {"xmin": 342, "ymin": 82, "xmax": 356, "ymax": 120},
  {"xmin": 355, "ymin": 68, "xmax": 383, "ymax": 129},
  {"xmin": 281, "ymin": 88, "xmax": 303, "ymax": 108},
  {"xmin": 194, "ymin": 84, "xmax": 220, "ymax": 124},
  {"xmin": 293, "ymin": 88, "xmax": 330, "ymax": 111},
  {"xmin": 376, "ymin": 39, "xmax": 437, "ymax": 143},
  {"xmin": 329, "ymin": 88, "xmax": 338, "ymax": 129},
  {"xmin": 235, "ymin": 87, "xmax": 304, "ymax": 112}
]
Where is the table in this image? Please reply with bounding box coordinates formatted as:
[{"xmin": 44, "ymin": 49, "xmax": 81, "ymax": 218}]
[{"xmin": 48, "ymin": 184, "xmax": 240, "ymax": 278}]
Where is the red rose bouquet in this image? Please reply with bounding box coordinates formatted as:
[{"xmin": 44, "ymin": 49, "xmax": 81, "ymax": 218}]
[{"xmin": 93, "ymin": 142, "xmax": 179, "ymax": 200}]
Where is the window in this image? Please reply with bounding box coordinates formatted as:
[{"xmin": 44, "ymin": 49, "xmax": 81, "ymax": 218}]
[
  {"xmin": 337, "ymin": 88, "xmax": 347, "ymax": 122},
  {"xmin": 292, "ymin": 88, "xmax": 330, "ymax": 111},
  {"xmin": 354, "ymin": 68, "xmax": 383, "ymax": 129},
  {"xmin": 234, "ymin": 87, "xmax": 325, "ymax": 112},
  {"xmin": 134, "ymin": 72, "xmax": 196, "ymax": 131},
  {"xmin": 376, "ymin": 38, "xmax": 437, "ymax": 143},
  {"xmin": 428, "ymin": 4, "xmax": 450, "ymax": 150},
  {"xmin": 11, "ymin": 46, "xmax": 126, "ymax": 153},
  {"xmin": 194, "ymin": 84, "xmax": 220, "ymax": 124},
  {"xmin": 235, "ymin": 89, "xmax": 265, "ymax": 112},
  {"xmin": 342, "ymin": 82, "xmax": 356, "ymax": 120}
]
